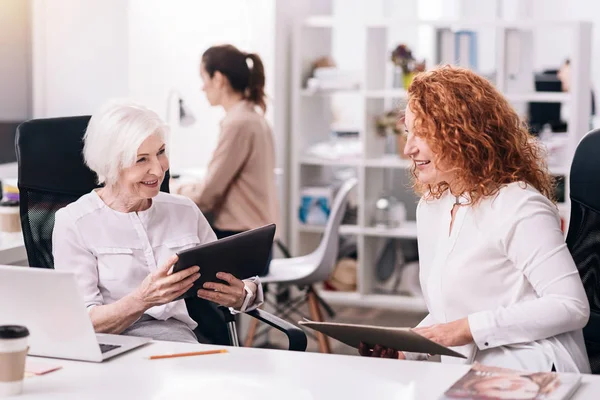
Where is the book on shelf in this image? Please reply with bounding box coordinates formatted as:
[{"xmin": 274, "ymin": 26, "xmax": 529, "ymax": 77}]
[
  {"xmin": 454, "ymin": 30, "xmax": 478, "ymax": 70},
  {"xmin": 436, "ymin": 28, "xmax": 455, "ymax": 65},
  {"xmin": 441, "ymin": 362, "xmax": 581, "ymax": 400}
]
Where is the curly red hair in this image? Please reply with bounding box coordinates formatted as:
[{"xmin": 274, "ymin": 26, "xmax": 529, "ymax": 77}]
[{"xmin": 406, "ymin": 65, "xmax": 554, "ymax": 204}]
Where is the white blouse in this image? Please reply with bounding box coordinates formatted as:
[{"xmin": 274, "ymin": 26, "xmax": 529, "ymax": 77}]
[
  {"xmin": 409, "ymin": 182, "xmax": 590, "ymax": 373},
  {"xmin": 52, "ymin": 191, "xmax": 264, "ymax": 331}
]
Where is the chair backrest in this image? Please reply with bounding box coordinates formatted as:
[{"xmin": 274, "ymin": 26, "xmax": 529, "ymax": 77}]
[
  {"xmin": 297, "ymin": 178, "xmax": 357, "ymax": 285},
  {"xmin": 15, "ymin": 116, "xmax": 170, "ymax": 269},
  {"xmin": 566, "ymin": 128, "xmax": 600, "ymax": 374}
]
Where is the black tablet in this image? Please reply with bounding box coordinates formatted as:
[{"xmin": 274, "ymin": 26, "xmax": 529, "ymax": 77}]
[{"xmin": 172, "ymin": 224, "xmax": 276, "ymax": 300}]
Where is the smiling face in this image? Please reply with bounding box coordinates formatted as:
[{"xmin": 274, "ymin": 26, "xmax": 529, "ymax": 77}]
[
  {"xmin": 403, "ymin": 104, "xmax": 454, "ymax": 187},
  {"xmin": 116, "ymin": 133, "xmax": 169, "ymax": 201}
]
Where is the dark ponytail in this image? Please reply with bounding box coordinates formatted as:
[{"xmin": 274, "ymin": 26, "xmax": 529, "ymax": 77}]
[
  {"xmin": 245, "ymin": 53, "xmax": 266, "ymax": 113},
  {"xmin": 202, "ymin": 44, "xmax": 267, "ymax": 113}
]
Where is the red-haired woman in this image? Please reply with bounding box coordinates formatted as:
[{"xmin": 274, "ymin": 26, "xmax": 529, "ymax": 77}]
[{"xmin": 360, "ymin": 66, "xmax": 591, "ymax": 373}]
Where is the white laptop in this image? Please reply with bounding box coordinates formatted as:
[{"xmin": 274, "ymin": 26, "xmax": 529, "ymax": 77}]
[{"xmin": 0, "ymin": 265, "xmax": 151, "ymax": 362}]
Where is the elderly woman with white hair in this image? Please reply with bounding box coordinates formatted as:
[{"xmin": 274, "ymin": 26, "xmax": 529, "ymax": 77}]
[{"xmin": 52, "ymin": 101, "xmax": 262, "ymax": 343}]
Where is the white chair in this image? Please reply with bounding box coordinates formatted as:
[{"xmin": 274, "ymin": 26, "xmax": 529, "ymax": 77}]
[{"xmin": 245, "ymin": 178, "xmax": 357, "ymax": 353}]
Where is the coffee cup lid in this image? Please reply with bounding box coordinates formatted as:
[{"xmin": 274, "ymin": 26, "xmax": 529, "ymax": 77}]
[
  {"xmin": 0, "ymin": 325, "xmax": 29, "ymax": 339},
  {"xmin": 0, "ymin": 199, "xmax": 19, "ymax": 207}
]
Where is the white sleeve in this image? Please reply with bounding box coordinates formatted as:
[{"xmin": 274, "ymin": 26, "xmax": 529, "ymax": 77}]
[
  {"xmin": 52, "ymin": 209, "xmax": 103, "ymax": 309},
  {"xmin": 404, "ymin": 313, "xmax": 435, "ymax": 361},
  {"xmin": 468, "ymin": 193, "xmax": 590, "ymax": 350}
]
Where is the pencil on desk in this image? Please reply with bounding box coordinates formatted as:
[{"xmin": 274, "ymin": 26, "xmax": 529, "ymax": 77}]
[{"xmin": 149, "ymin": 349, "xmax": 228, "ymax": 360}]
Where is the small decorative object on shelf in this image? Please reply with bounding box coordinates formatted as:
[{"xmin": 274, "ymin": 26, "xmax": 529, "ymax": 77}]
[
  {"xmin": 390, "ymin": 44, "xmax": 425, "ymax": 89},
  {"xmin": 305, "ymin": 56, "xmax": 361, "ymax": 93},
  {"xmin": 304, "ymin": 131, "xmax": 362, "ymax": 161},
  {"xmin": 374, "ymin": 106, "xmax": 408, "ymax": 157},
  {"xmin": 298, "ymin": 186, "xmax": 332, "ymax": 226},
  {"xmin": 373, "ymin": 239, "xmax": 420, "ymax": 296},
  {"xmin": 325, "ymin": 236, "xmax": 358, "ymax": 292},
  {"xmin": 324, "ymin": 257, "xmax": 357, "ymax": 292},
  {"xmin": 372, "ymin": 196, "xmax": 406, "ymax": 229}
]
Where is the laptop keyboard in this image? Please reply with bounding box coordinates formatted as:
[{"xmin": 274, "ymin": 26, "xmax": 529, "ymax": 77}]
[{"xmin": 99, "ymin": 343, "xmax": 121, "ymax": 353}]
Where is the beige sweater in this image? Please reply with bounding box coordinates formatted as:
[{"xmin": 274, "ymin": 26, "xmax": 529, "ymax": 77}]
[{"xmin": 175, "ymin": 101, "xmax": 278, "ymax": 233}]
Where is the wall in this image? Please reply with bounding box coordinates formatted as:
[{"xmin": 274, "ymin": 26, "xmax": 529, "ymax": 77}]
[
  {"xmin": 31, "ymin": 0, "xmax": 129, "ymax": 117},
  {"xmin": 0, "ymin": 0, "xmax": 31, "ymax": 178},
  {"xmin": 0, "ymin": 0, "xmax": 31, "ymax": 121},
  {"xmin": 127, "ymin": 0, "xmax": 275, "ymax": 173},
  {"xmin": 29, "ymin": 0, "xmax": 286, "ymax": 236},
  {"xmin": 30, "ymin": 0, "xmax": 278, "ymax": 171}
]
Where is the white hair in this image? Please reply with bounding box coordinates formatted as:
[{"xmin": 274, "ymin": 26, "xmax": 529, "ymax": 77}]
[{"xmin": 83, "ymin": 100, "xmax": 170, "ymax": 185}]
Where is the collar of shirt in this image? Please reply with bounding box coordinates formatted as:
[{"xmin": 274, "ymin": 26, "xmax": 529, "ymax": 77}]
[
  {"xmin": 92, "ymin": 189, "xmax": 155, "ymax": 221},
  {"xmin": 219, "ymin": 100, "xmax": 255, "ymax": 127}
]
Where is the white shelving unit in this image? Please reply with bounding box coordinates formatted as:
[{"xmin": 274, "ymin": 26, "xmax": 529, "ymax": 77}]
[{"xmin": 289, "ymin": 13, "xmax": 592, "ymax": 312}]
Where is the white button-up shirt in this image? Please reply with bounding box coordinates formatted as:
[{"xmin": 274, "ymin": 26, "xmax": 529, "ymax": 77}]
[
  {"xmin": 52, "ymin": 191, "xmax": 263, "ymax": 331},
  {"xmin": 409, "ymin": 182, "xmax": 590, "ymax": 373}
]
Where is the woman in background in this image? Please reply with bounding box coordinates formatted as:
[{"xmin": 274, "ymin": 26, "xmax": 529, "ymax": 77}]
[{"xmin": 175, "ymin": 45, "xmax": 277, "ymax": 275}]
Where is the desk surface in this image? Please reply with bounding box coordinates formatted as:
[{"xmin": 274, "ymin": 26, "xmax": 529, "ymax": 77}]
[
  {"xmin": 20, "ymin": 341, "xmax": 600, "ymax": 399},
  {"xmin": 0, "ymin": 231, "xmax": 26, "ymax": 264}
]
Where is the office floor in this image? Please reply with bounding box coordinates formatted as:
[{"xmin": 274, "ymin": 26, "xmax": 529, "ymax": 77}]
[{"xmin": 245, "ymin": 302, "xmax": 428, "ymax": 356}]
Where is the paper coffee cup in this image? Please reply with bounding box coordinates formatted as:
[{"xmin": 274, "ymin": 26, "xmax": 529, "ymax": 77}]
[
  {"xmin": 0, "ymin": 326, "xmax": 29, "ymax": 397},
  {"xmin": 0, "ymin": 206, "xmax": 21, "ymax": 233}
]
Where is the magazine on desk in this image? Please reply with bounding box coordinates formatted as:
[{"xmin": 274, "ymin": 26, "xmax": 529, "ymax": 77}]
[{"xmin": 441, "ymin": 363, "xmax": 581, "ymax": 400}]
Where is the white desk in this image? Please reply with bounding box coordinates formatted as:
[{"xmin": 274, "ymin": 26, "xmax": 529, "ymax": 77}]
[
  {"xmin": 20, "ymin": 341, "xmax": 600, "ymax": 399},
  {"xmin": 0, "ymin": 231, "xmax": 27, "ymax": 265}
]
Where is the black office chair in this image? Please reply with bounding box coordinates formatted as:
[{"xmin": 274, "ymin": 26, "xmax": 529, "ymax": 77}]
[
  {"xmin": 15, "ymin": 116, "xmax": 307, "ymax": 351},
  {"xmin": 566, "ymin": 128, "xmax": 600, "ymax": 374}
]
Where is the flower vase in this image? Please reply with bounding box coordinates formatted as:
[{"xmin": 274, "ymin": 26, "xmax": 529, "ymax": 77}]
[{"xmin": 402, "ymin": 72, "xmax": 415, "ymax": 90}]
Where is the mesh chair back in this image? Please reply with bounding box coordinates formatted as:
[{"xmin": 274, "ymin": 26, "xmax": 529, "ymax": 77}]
[{"xmin": 566, "ymin": 128, "xmax": 600, "ymax": 374}]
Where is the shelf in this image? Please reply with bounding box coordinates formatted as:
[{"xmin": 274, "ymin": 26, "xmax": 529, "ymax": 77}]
[
  {"xmin": 302, "ymin": 89, "xmax": 407, "ymax": 99},
  {"xmin": 301, "ymin": 89, "xmax": 362, "ymax": 97},
  {"xmin": 297, "ymin": 222, "xmax": 418, "ymax": 239},
  {"xmin": 364, "ymin": 89, "xmax": 408, "ymax": 99},
  {"xmin": 293, "ymin": 14, "xmax": 590, "ymax": 314},
  {"xmin": 304, "ymin": 16, "xmax": 586, "ymax": 30},
  {"xmin": 364, "ymin": 156, "xmax": 411, "ymax": 169},
  {"xmin": 363, "ymin": 221, "xmax": 418, "ymax": 239},
  {"xmin": 317, "ymin": 290, "xmax": 428, "ymax": 312},
  {"xmin": 504, "ymin": 92, "xmax": 570, "ymax": 103},
  {"xmin": 299, "ymin": 157, "xmax": 361, "ymax": 167},
  {"xmin": 303, "ymin": 15, "xmax": 339, "ymax": 28},
  {"xmin": 298, "ymin": 224, "xmax": 361, "ymax": 235},
  {"xmin": 299, "ymin": 156, "xmax": 412, "ymax": 168}
]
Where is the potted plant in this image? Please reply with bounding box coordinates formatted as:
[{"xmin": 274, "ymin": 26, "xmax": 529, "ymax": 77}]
[
  {"xmin": 390, "ymin": 44, "xmax": 426, "ymax": 89},
  {"xmin": 375, "ymin": 108, "xmax": 408, "ymax": 157}
]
